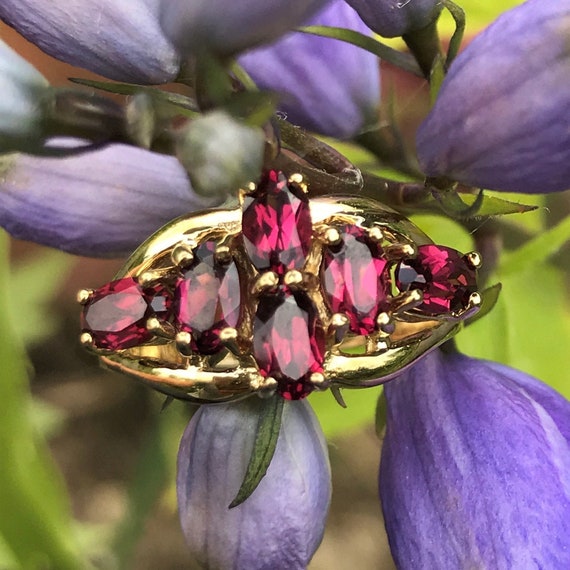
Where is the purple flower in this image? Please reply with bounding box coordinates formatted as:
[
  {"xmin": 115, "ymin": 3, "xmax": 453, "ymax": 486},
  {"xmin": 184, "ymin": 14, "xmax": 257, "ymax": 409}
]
[
  {"xmin": 380, "ymin": 349, "xmax": 570, "ymax": 568},
  {"xmin": 416, "ymin": 0, "xmax": 570, "ymax": 193},
  {"xmin": 240, "ymin": 0, "xmax": 380, "ymax": 138},
  {"xmin": 346, "ymin": 0, "xmax": 442, "ymax": 38},
  {"xmin": 0, "ymin": 0, "xmax": 329, "ymax": 84},
  {"xmin": 0, "ymin": 140, "xmax": 219, "ymax": 257},
  {"xmin": 177, "ymin": 398, "xmax": 331, "ymax": 569}
]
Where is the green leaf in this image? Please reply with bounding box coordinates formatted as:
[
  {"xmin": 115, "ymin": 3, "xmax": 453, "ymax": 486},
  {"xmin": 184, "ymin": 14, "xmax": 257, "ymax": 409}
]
[
  {"xmin": 443, "ymin": 0, "xmax": 466, "ymax": 66},
  {"xmin": 298, "ymin": 26, "xmax": 423, "ymax": 77},
  {"xmin": 0, "ymin": 232, "xmax": 85, "ymax": 569},
  {"xmin": 498, "ymin": 214, "xmax": 570, "ymax": 277},
  {"xmin": 229, "ymin": 396, "xmax": 284, "ymax": 508},
  {"xmin": 429, "ymin": 54, "xmax": 446, "ymax": 103},
  {"xmin": 375, "ymin": 391, "xmax": 387, "ymax": 438},
  {"xmin": 224, "ymin": 91, "xmax": 280, "ymax": 127}
]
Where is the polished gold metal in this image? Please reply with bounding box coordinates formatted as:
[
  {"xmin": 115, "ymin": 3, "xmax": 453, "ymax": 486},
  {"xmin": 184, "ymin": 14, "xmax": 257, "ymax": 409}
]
[
  {"xmin": 146, "ymin": 317, "xmax": 175, "ymax": 339},
  {"xmin": 288, "ymin": 172, "xmax": 308, "ymax": 194},
  {"xmin": 465, "ymin": 251, "xmax": 482, "ymax": 269},
  {"xmin": 85, "ymin": 190, "xmax": 480, "ymax": 403},
  {"xmin": 77, "ymin": 289, "xmax": 94, "ymax": 305}
]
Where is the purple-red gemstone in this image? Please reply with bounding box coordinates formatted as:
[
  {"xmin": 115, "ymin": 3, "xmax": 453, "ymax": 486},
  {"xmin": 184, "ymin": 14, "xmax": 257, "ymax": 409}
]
[
  {"xmin": 81, "ymin": 278, "xmax": 171, "ymax": 350},
  {"xmin": 253, "ymin": 290, "xmax": 324, "ymax": 400},
  {"xmin": 396, "ymin": 245, "xmax": 477, "ymax": 314},
  {"xmin": 323, "ymin": 225, "xmax": 388, "ymax": 335},
  {"xmin": 174, "ymin": 241, "xmax": 241, "ymax": 354},
  {"xmin": 242, "ymin": 169, "xmax": 312, "ymax": 275}
]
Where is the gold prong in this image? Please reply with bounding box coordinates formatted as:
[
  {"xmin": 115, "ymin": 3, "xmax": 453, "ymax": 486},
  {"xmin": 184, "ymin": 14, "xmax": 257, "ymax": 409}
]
[
  {"xmin": 175, "ymin": 331, "xmax": 193, "ymax": 356},
  {"xmin": 288, "ymin": 173, "xmax": 308, "ymax": 194},
  {"xmin": 283, "ymin": 269, "xmax": 303, "ymax": 289},
  {"xmin": 368, "ymin": 226, "xmax": 384, "ymax": 243},
  {"xmin": 252, "ymin": 271, "xmax": 279, "ymax": 296},
  {"xmin": 171, "ymin": 240, "xmax": 196, "ymax": 268},
  {"xmin": 146, "ymin": 317, "xmax": 176, "ymax": 339},
  {"xmin": 138, "ymin": 270, "xmax": 165, "ymax": 288},
  {"xmin": 331, "ymin": 313, "xmax": 349, "ymax": 329},
  {"xmin": 465, "ymin": 251, "xmax": 482, "ymax": 270},
  {"xmin": 391, "ymin": 289, "xmax": 424, "ymax": 314},
  {"xmin": 376, "ymin": 312, "xmax": 394, "ymax": 336},
  {"xmin": 467, "ymin": 291, "xmax": 482, "ymax": 309},
  {"xmin": 384, "ymin": 243, "xmax": 417, "ymax": 261},
  {"xmin": 252, "ymin": 375, "xmax": 278, "ymax": 398},
  {"xmin": 310, "ymin": 372, "xmax": 328, "ymax": 390},
  {"xmin": 77, "ymin": 288, "xmax": 94, "ymax": 305},
  {"xmin": 80, "ymin": 331, "xmax": 94, "ymax": 347},
  {"xmin": 214, "ymin": 244, "xmax": 232, "ymax": 265},
  {"xmin": 330, "ymin": 385, "xmax": 347, "ymax": 408},
  {"xmin": 322, "ymin": 226, "xmax": 341, "ymax": 247},
  {"xmin": 219, "ymin": 327, "xmax": 241, "ymax": 356}
]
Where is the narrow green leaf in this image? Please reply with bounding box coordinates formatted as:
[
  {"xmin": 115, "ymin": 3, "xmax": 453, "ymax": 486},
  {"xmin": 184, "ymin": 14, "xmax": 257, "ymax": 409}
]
[
  {"xmin": 298, "ymin": 26, "xmax": 423, "ymax": 77},
  {"xmin": 375, "ymin": 390, "xmax": 387, "ymax": 438},
  {"xmin": 224, "ymin": 91, "xmax": 280, "ymax": 127},
  {"xmin": 498, "ymin": 215, "xmax": 570, "ymax": 277},
  {"xmin": 434, "ymin": 190, "xmax": 537, "ymax": 218},
  {"xmin": 229, "ymin": 396, "xmax": 284, "ymax": 508},
  {"xmin": 429, "ymin": 54, "xmax": 446, "ymax": 103},
  {"xmin": 443, "ymin": 0, "xmax": 466, "ymax": 66}
]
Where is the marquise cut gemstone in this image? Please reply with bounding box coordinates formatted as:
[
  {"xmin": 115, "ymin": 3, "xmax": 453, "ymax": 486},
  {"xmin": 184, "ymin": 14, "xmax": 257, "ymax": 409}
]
[
  {"xmin": 396, "ymin": 245, "xmax": 477, "ymax": 314},
  {"xmin": 323, "ymin": 225, "xmax": 388, "ymax": 335},
  {"xmin": 174, "ymin": 241, "xmax": 241, "ymax": 354},
  {"xmin": 242, "ymin": 169, "xmax": 312, "ymax": 274},
  {"xmin": 253, "ymin": 290, "xmax": 324, "ymax": 400},
  {"xmin": 81, "ymin": 278, "xmax": 171, "ymax": 350}
]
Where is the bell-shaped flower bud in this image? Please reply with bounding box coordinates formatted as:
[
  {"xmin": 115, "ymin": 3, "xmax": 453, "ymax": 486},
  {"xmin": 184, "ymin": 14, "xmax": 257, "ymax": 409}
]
[
  {"xmin": 346, "ymin": 0, "xmax": 442, "ymax": 38},
  {"xmin": 416, "ymin": 0, "xmax": 570, "ymax": 193},
  {"xmin": 158, "ymin": 0, "xmax": 329, "ymax": 59},
  {"xmin": 0, "ymin": 39, "xmax": 49, "ymax": 152},
  {"xmin": 0, "ymin": 0, "xmax": 180, "ymax": 83},
  {"xmin": 0, "ymin": 140, "xmax": 220, "ymax": 257},
  {"xmin": 240, "ymin": 0, "xmax": 380, "ymax": 139},
  {"xmin": 177, "ymin": 398, "xmax": 331, "ymax": 569},
  {"xmin": 380, "ymin": 350, "xmax": 570, "ymax": 569},
  {"xmin": 175, "ymin": 111, "xmax": 265, "ymax": 198}
]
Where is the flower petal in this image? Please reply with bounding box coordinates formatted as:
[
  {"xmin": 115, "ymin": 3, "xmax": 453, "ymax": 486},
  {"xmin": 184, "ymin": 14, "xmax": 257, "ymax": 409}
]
[
  {"xmin": 0, "ymin": 0, "xmax": 179, "ymax": 83},
  {"xmin": 240, "ymin": 0, "xmax": 380, "ymax": 139},
  {"xmin": 346, "ymin": 0, "xmax": 442, "ymax": 38},
  {"xmin": 416, "ymin": 0, "xmax": 570, "ymax": 193},
  {"xmin": 380, "ymin": 350, "xmax": 570, "ymax": 569},
  {"xmin": 177, "ymin": 398, "xmax": 331, "ymax": 569},
  {"xmin": 159, "ymin": 0, "xmax": 329, "ymax": 58},
  {"xmin": 0, "ymin": 141, "xmax": 219, "ymax": 257},
  {"xmin": 0, "ymin": 39, "xmax": 48, "ymax": 151}
]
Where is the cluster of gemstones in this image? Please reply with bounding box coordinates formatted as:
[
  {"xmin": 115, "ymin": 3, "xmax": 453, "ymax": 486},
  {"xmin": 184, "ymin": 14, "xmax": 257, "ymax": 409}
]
[{"xmin": 80, "ymin": 170, "xmax": 479, "ymax": 400}]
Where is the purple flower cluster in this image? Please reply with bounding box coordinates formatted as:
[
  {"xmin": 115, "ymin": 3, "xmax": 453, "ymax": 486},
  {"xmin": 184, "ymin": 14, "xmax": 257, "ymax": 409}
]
[{"xmin": 0, "ymin": 0, "xmax": 569, "ymax": 568}]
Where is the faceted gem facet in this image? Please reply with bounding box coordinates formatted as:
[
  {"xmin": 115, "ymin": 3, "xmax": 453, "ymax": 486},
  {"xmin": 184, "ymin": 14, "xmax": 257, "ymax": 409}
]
[
  {"xmin": 242, "ymin": 169, "xmax": 312, "ymax": 274},
  {"xmin": 174, "ymin": 241, "xmax": 241, "ymax": 354},
  {"xmin": 323, "ymin": 225, "xmax": 389, "ymax": 335},
  {"xmin": 396, "ymin": 245, "xmax": 477, "ymax": 314},
  {"xmin": 81, "ymin": 278, "xmax": 171, "ymax": 350},
  {"xmin": 253, "ymin": 290, "xmax": 324, "ymax": 400}
]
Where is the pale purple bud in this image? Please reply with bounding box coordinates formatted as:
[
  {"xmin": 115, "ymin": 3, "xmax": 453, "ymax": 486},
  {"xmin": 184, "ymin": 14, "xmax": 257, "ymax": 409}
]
[
  {"xmin": 240, "ymin": 0, "xmax": 380, "ymax": 138},
  {"xmin": 0, "ymin": 0, "xmax": 180, "ymax": 83},
  {"xmin": 380, "ymin": 350, "xmax": 570, "ymax": 569},
  {"xmin": 0, "ymin": 140, "xmax": 220, "ymax": 257},
  {"xmin": 346, "ymin": 0, "xmax": 442, "ymax": 38},
  {"xmin": 177, "ymin": 398, "xmax": 331, "ymax": 569},
  {"xmin": 0, "ymin": 39, "xmax": 48, "ymax": 151},
  {"xmin": 159, "ymin": 0, "xmax": 330, "ymax": 58},
  {"xmin": 416, "ymin": 0, "xmax": 570, "ymax": 193}
]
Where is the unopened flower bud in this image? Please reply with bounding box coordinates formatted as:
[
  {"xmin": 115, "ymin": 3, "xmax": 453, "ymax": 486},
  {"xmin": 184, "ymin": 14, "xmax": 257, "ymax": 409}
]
[
  {"xmin": 346, "ymin": 0, "xmax": 442, "ymax": 38},
  {"xmin": 0, "ymin": 39, "xmax": 49, "ymax": 152},
  {"xmin": 176, "ymin": 111, "xmax": 265, "ymax": 198},
  {"xmin": 416, "ymin": 0, "xmax": 570, "ymax": 193}
]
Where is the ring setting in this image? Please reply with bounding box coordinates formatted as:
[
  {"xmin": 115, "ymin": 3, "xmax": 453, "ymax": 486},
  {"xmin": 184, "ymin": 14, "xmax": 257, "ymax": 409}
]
[{"xmin": 79, "ymin": 170, "xmax": 481, "ymax": 403}]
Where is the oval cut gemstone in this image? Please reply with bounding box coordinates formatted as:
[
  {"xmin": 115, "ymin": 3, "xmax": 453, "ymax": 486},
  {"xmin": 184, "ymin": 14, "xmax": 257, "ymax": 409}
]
[
  {"xmin": 242, "ymin": 169, "xmax": 312, "ymax": 275},
  {"xmin": 253, "ymin": 290, "xmax": 324, "ymax": 400},
  {"xmin": 81, "ymin": 278, "xmax": 171, "ymax": 350},
  {"xmin": 323, "ymin": 225, "xmax": 389, "ymax": 335},
  {"xmin": 174, "ymin": 241, "xmax": 241, "ymax": 354},
  {"xmin": 396, "ymin": 245, "xmax": 477, "ymax": 314}
]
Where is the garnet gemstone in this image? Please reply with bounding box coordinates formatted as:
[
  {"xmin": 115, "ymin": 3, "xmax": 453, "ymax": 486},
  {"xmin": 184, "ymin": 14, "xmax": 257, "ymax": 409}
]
[
  {"xmin": 253, "ymin": 290, "xmax": 324, "ymax": 400},
  {"xmin": 81, "ymin": 278, "xmax": 171, "ymax": 350},
  {"xmin": 174, "ymin": 241, "xmax": 241, "ymax": 354},
  {"xmin": 396, "ymin": 245, "xmax": 477, "ymax": 314},
  {"xmin": 323, "ymin": 225, "xmax": 388, "ymax": 335},
  {"xmin": 242, "ymin": 170, "xmax": 312, "ymax": 275}
]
